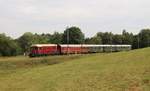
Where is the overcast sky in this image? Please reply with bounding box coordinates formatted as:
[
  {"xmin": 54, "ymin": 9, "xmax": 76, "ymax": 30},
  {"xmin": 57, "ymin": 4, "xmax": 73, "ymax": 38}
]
[{"xmin": 0, "ymin": 0, "xmax": 150, "ymax": 38}]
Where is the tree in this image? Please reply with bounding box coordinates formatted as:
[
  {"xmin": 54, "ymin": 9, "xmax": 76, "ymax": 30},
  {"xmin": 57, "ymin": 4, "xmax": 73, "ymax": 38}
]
[
  {"xmin": 41, "ymin": 33, "xmax": 53, "ymax": 43},
  {"xmin": 139, "ymin": 29, "xmax": 150, "ymax": 48},
  {"xmin": 34, "ymin": 33, "xmax": 49, "ymax": 44},
  {"xmin": 85, "ymin": 36, "xmax": 102, "ymax": 44},
  {"xmin": 122, "ymin": 30, "xmax": 133, "ymax": 44},
  {"xmin": 112, "ymin": 34, "xmax": 123, "ymax": 44},
  {"xmin": 50, "ymin": 32, "xmax": 63, "ymax": 44},
  {"xmin": 17, "ymin": 32, "xmax": 35, "ymax": 53},
  {"xmin": 132, "ymin": 35, "xmax": 139, "ymax": 49},
  {"xmin": 0, "ymin": 34, "xmax": 21, "ymax": 56},
  {"xmin": 100, "ymin": 32, "xmax": 113, "ymax": 44},
  {"xmin": 62, "ymin": 26, "xmax": 84, "ymax": 44},
  {"xmin": 85, "ymin": 33, "xmax": 102, "ymax": 44}
]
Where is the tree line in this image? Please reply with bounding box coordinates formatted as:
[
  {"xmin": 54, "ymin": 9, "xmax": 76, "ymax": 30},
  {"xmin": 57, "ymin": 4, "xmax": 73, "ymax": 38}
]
[{"xmin": 0, "ymin": 26, "xmax": 150, "ymax": 56}]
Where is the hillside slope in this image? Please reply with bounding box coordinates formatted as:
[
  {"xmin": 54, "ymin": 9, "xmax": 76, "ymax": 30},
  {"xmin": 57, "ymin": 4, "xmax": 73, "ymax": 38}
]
[{"xmin": 0, "ymin": 48, "xmax": 150, "ymax": 91}]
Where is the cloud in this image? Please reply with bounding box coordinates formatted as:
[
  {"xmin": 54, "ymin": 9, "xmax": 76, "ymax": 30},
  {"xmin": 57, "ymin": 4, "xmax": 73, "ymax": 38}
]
[{"xmin": 0, "ymin": 0, "xmax": 150, "ymax": 38}]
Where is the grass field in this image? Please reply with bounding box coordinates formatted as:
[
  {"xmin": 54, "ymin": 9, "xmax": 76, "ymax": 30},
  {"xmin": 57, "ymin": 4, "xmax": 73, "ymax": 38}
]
[{"xmin": 0, "ymin": 48, "xmax": 150, "ymax": 91}]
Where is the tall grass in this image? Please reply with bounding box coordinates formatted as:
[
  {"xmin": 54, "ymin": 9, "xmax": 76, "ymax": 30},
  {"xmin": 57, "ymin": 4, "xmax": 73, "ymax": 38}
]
[
  {"xmin": 0, "ymin": 48, "xmax": 150, "ymax": 91},
  {"xmin": 0, "ymin": 54, "xmax": 85, "ymax": 70}
]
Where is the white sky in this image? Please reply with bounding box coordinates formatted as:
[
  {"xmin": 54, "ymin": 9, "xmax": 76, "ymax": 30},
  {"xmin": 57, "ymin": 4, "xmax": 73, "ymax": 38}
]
[{"xmin": 0, "ymin": 0, "xmax": 150, "ymax": 38}]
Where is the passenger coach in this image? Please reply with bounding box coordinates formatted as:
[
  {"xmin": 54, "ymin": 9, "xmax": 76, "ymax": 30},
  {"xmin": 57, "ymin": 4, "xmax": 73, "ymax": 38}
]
[{"xmin": 29, "ymin": 44, "xmax": 131, "ymax": 57}]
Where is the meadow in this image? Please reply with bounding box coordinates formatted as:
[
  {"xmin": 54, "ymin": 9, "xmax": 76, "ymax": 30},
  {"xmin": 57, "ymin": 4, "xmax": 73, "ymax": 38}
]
[{"xmin": 0, "ymin": 48, "xmax": 150, "ymax": 91}]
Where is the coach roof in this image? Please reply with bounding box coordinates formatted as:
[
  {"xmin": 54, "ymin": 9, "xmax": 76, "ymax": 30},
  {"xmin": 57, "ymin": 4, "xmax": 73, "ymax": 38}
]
[{"xmin": 31, "ymin": 44, "xmax": 131, "ymax": 47}]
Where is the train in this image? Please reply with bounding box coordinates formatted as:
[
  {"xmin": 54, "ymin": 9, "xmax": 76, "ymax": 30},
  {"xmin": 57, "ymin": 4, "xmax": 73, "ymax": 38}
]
[{"xmin": 29, "ymin": 44, "xmax": 132, "ymax": 57}]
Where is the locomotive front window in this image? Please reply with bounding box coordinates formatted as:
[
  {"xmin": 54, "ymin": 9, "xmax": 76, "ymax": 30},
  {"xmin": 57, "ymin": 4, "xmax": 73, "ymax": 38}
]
[
  {"xmin": 30, "ymin": 47, "xmax": 38, "ymax": 50},
  {"xmin": 39, "ymin": 47, "xmax": 42, "ymax": 50}
]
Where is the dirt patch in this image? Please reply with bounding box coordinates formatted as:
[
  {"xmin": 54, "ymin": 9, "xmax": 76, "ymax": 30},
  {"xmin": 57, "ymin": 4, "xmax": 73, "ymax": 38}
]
[{"xmin": 128, "ymin": 82, "xmax": 143, "ymax": 91}]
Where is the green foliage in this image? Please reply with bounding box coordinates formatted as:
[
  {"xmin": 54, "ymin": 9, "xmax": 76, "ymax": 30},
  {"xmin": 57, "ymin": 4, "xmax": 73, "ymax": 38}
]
[
  {"xmin": 97, "ymin": 32, "xmax": 113, "ymax": 44},
  {"xmin": 0, "ymin": 34, "xmax": 21, "ymax": 56},
  {"xmin": 132, "ymin": 35, "xmax": 139, "ymax": 49},
  {"xmin": 17, "ymin": 32, "xmax": 35, "ymax": 52},
  {"xmin": 132, "ymin": 29, "xmax": 150, "ymax": 49},
  {"xmin": 85, "ymin": 36, "xmax": 101, "ymax": 44},
  {"xmin": 62, "ymin": 26, "xmax": 84, "ymax": 44},
  {"xmin": 112, "ymin": 34, "xmax": 123, "ymax": 44},
  {"xmin": 50, "ymin": 32, "xmax": 63, "ymax": 44},
  {"xmin": 17, "ymin": 32, "xmax": 52, "ymax": 53},
  {"xmin": 33, "ymin": 33, "xmax": 49, "ymax": 44},
  {"xmin": 139, "ymin": 29, "xmax": 150, "ymax": 48},
  {"xmin": 122, "ymin": 30, "xmax": 134, "ymax": 44}
]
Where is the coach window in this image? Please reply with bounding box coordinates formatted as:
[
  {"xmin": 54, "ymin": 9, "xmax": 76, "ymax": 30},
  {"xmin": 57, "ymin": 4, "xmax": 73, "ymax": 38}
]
[{"xmin": 34, "ymin": 47, "xmax": 37, "ymax": 50}]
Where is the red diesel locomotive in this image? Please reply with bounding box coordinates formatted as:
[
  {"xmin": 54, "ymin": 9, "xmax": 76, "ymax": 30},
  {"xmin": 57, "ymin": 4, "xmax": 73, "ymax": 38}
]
[{"xmin": 29, "ymin": 44, "xmax": 131, "ymax": 57}]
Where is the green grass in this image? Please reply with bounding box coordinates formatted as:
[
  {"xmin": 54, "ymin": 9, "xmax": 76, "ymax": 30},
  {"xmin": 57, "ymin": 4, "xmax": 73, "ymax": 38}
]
[{"xmin": 0, "ymin": 48, "xmax": 150, "ymax": 91}]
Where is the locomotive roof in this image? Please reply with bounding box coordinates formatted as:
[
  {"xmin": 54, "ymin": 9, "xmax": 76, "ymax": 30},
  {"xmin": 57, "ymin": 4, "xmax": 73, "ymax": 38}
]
[{"xmin": 31, "ymin": 44, "xmax": 57, "ymax": 47}]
